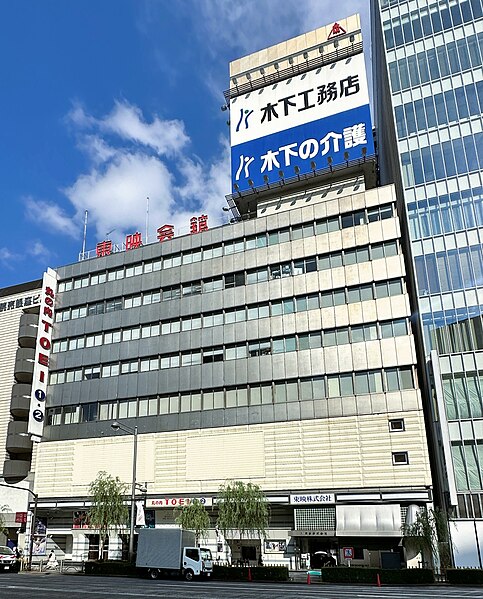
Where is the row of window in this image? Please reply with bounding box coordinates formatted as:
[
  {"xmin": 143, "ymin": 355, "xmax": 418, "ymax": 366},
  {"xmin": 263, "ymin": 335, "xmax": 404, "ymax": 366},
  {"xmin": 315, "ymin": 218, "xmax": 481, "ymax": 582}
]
[
  {"xmin": 401, "ymin": 132, "xmax": 483, "ymax": 188},
  {"xmin": 383, "ymin": 0, "xmax": 482, "ymax": 50},
  {"xmin": 423, "ymin": 306, "xmax": 483, "ymax": 355},
  {"xmin": 452, "ymin": 440, "xmax": 483, "ymax": 492},
  {"xmin": 55, "ymin": 240, "xmax": 400, "ymax": 322},
  {"xmin": 49, "ymin": 318, "xmax": 411, "ymax": 384},
  {"xmin": 408, "ymin": 187, "xmax": 483, "ymax": 240},
  {"xmin": 46, "ymin": 367, "xmax": 417, "ymax": 426},
  {"xmin": 443, "ymin": 370, "xmax": 483, "ymax": 421},
  {"xmin": 414, "ymin": 244, "xmax": 483, "ymax": 295},
  {"xmin": 395, "ymin": 82, "xmax": 483, "ymax": 139},
  {"xmin": 52, "ymin": 279, "xmax": 406, "ymax": 354},
  {"xmin": 58, "ymin": 204, "xmax": 395, "ymax": 293},
  {"xmin": 388, "ymin": 32, "xmax": 482, "ymax": 93},
  {"xmin": 430, "ymin": 314, "xmax": 483, "ymax": 356},
  {"xmin": 456, "ymin": 492, "xmax": 483, "ymax": 519}
]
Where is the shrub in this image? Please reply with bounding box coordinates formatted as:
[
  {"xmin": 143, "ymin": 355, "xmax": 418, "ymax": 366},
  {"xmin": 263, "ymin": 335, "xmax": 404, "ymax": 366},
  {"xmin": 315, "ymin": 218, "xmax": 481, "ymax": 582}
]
[
  {"xmin": 212, "ymin": 565, "xmax": 289, "ymax": 582},
  {"xmin": 84, "ymin": 560, "xmax": 138, "ymax": 577},
  {"xmin": 320, "ymin": 566, "xmax": 434, "ymax": 585},
  {"xmin": 446, "ymin": 568, "xmax": 483, "ymax": 585}
]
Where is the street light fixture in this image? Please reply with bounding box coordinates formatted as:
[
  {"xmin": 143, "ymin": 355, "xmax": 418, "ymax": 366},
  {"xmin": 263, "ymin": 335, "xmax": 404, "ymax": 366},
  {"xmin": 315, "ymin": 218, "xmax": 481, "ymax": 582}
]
[
  {"xmin": 0, "ymin": 482, "xmax": 38, "ymax": 570},
  {"xmin": 110, "ymin": 421, "xmax": 138, "ymax": 562}
]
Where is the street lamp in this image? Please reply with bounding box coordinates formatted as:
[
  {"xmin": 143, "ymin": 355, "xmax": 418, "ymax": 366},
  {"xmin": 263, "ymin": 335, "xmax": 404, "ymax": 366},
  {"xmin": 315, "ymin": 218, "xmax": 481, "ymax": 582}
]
[
  {"xmin": 110, "ymin": 421, "xmax": 138, "ymax": 562},
  {"xmin": 0, "ymin": 482, "xmax": 38, "ymax": 570}
]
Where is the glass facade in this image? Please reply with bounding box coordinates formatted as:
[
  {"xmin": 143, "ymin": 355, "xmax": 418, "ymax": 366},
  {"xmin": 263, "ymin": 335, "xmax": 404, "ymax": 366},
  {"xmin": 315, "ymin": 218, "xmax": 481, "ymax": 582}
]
[{"xmin": 373, "ymin": 0, "xmax": 483, "ymax": 534}]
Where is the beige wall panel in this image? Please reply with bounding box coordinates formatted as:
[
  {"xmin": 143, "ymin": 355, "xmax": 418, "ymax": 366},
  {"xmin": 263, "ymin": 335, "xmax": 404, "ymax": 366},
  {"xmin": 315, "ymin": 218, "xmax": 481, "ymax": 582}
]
[{"xmin": 34, "ymin": 410, "xmax": 432, "ymax": 497}]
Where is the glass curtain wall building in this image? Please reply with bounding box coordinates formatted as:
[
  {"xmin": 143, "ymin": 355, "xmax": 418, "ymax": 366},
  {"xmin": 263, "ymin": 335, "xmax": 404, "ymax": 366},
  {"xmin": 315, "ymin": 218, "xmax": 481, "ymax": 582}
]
[{"xmin": 372, "ymin": 0, "xmax": 483, "ymax": 566}]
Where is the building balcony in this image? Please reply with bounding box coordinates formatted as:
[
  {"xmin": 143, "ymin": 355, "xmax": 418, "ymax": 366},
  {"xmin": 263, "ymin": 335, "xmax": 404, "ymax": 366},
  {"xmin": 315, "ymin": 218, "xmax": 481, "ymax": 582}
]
[
  {"xmin": 2, "ymin": 457, "xmax": 30, "ymax": 484},
  {"xmin": 18, "ymin": 312, "xmax": 38, "ymax": 348},
  {"xmin": 14, "ymin": 347, "xmax": 35, "ymax": 383},
  {"xmin": 10, "ymin": 383, "xmax": 32, "ymax": 418},
  {"xmin": 6, "ymin": 420, "xmax": 32, "ymax": 454}
]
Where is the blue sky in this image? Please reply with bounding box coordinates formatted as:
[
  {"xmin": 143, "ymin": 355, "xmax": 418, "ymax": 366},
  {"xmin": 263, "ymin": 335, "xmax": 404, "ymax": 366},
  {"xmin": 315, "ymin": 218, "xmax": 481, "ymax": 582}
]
[{"xmin": 0, "ymin": 0, "xmax": 368, "ymax": 288}]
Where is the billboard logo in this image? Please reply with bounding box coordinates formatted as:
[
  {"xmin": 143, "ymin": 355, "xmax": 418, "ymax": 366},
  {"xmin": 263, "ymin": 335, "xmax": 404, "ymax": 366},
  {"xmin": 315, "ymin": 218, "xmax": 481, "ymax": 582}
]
[
  {"xmin": 235, "ymin": 108, "xmax": 254, "ymax": 132},
  {"xmin": 328, "ymin": 22, "xmax": 346, "ymax": 39}
]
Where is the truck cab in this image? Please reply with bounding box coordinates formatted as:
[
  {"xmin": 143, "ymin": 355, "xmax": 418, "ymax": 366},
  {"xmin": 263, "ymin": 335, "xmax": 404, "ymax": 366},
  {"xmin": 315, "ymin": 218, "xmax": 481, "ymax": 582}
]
[{"xmin": 183, "ymin": 547, "xmax": 213, "ymax": 580}]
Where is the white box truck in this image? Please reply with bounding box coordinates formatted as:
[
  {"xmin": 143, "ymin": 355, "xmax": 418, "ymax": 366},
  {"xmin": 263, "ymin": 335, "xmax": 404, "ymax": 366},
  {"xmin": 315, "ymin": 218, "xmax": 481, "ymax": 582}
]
[{"xmin": 136, "ymin": 528, "xmax": 213, "ymax": 581}]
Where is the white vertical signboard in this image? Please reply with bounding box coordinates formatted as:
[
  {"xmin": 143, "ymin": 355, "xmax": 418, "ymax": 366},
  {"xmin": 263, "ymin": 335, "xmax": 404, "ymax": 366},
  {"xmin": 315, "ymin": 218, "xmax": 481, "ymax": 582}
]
[{"xmin": 28, "ymin": 267, "xmax": 58, "ymax": 442}]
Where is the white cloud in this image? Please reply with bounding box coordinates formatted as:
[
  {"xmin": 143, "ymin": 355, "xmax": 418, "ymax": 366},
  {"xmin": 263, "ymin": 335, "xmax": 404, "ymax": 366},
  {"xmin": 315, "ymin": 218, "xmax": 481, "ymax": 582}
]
[
  {"xmin": 0, "ymin": 247, "xmax": 20, "ymax": 268},
  {"xmin": 28, "ymin": 241, "xmax": 52, "ymax": 261},
  {"xmin": 24, "ymin": 196, "xmax": 79, "ymax": 238},
  {"xmin": 68, "ymin": 100, "xmax": 190, "ymax": 157}
]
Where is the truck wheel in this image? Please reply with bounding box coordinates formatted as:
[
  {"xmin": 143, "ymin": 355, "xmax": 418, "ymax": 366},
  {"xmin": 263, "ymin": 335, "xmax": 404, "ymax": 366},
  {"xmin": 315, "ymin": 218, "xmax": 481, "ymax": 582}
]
[
  {"xmin": 148, "ymin": 569, "xmax": 160, "ymax": 580},
  {"xmin": 184, "ymin": 569, "xmax": 194, "ymax": 582}
]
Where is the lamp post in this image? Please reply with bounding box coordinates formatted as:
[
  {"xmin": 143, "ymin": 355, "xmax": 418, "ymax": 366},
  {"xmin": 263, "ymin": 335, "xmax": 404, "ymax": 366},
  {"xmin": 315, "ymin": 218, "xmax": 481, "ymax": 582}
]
[
  {"xmin": 0, "ymin": 482, "xmax": 38, "ymax": 570},
  {"xmin": 110, "ymin": 421, "xmax": 138, "ymax": 562}
]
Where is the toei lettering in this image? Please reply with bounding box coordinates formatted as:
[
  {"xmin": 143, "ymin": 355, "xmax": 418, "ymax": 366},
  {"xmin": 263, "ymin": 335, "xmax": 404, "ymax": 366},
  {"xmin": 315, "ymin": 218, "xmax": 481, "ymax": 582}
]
[
  {"xmin": 43, "ymin": 306, "xmax": 53, "ymax": 319},
  {"xmin": 126, "ymin": 232, "xmax": 143, "ymax": 250},
  {"xmin": 157, "ymin": 224, "xmax": 175, "ymax": 242},
  {"xmin": 38, "ymin": 354, "xmax": 49, "ymax": 367},
  {"xmin": 41, "ymin": 319, "xmax": 53, "ymax": 333},
  {"xmin": 45, "ymin": 287, "xmax": 55, "ymax": 298},
  {"xmin": 45, "ymin": 296, "xmax": 54, "ymax": 307},
  {"xmin": 96, "ymin": 240, "xmax": 113, "ymax": 257},
  {"xmin": 179, "ymin": 498, "xmax": 184, "ymax": 506},
  {"xmin": 190, "ymin": 217, "xmax": 198, "ymax": 234},
  {"xmin": 39, "ymin": 337, "xmax": 51, "ymax": 351},
  {"xmin": 198, "ymin": 214, "xmax": 208, "ymax": 232}
]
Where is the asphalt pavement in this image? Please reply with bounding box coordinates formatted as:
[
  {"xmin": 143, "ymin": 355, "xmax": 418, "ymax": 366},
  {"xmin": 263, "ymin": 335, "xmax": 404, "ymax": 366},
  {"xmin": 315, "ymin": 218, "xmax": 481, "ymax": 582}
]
[{"xmin": 0, "ymin": 572, "xmax": 481, "ymax": 599}]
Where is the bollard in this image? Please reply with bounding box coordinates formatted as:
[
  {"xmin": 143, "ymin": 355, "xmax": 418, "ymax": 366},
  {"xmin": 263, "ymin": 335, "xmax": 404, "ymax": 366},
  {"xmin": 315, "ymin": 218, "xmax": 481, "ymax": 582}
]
[
  {"xmin": 376, "ymin": 573, "xmax": 381, "ymax": 587},
  {"xmin": 248, "ymin": 567, "xmax": 252, "ymax": 582},
  {"xmin": 307, "ymin": 571, "xmax": 311, "ymax": 585}
]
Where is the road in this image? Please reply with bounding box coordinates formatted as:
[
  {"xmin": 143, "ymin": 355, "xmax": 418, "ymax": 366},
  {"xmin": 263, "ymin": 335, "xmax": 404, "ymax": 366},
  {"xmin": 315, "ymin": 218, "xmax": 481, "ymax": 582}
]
[{"xmin": 0, "ymin": 572, "xmax": 481, "ymax": 599}]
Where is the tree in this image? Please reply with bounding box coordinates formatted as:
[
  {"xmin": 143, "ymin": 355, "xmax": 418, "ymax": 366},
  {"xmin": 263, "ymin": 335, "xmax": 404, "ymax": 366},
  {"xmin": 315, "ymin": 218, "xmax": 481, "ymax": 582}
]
[
  {"xmin": 175, "ymin": 499, "xmax": 211, "ymax": 545},
  {"xmin": 216, "ymin": 481, "xmax": 269, "ymax": 541},
  {"xmin": 401, "ymin": 506, "xmax": 452, "ymax": 571},
  {"xmin": 88, "ymin": 471, "xmax": 128, "ymax": 561},
  {"xmin": 0, "ymin": 505, "xmax": 9, "ymax": 541}
]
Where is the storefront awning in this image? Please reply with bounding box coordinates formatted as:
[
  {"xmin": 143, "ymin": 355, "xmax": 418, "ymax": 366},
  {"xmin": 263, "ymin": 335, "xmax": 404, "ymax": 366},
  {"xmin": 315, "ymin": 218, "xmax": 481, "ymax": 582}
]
[{"xmin": 336, "ymin": 504, "xmax": 401, "ymax": 537}]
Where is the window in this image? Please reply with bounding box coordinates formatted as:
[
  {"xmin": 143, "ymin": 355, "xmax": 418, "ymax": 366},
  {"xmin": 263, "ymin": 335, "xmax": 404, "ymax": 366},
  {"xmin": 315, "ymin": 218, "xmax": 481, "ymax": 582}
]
[
  {"xmin": 392, "ymin": 451, "xmax": 409, "ymax": 465},
  {"xmin": 389, "ymin": 419, "xmax": 405, "ymax": 432}
]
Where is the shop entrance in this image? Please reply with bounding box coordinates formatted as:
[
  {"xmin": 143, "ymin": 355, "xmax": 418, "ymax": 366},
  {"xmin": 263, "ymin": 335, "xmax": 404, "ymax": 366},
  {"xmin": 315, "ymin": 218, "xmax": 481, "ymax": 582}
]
[{"xmin": 307, "ymin": 538, "xmax": 338, "ymax": 568}]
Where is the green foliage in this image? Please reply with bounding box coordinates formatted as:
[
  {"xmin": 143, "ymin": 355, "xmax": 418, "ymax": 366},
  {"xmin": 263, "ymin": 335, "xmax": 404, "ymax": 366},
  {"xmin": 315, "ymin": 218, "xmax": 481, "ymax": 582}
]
[
  {"xmin": 213, "ymin": 565, "xmax": 289, "ymax": 581},
  {"xmin": 0, "ymin": 504, "xmax": 9, "ymax": 537},
  {"xmin": 216, "ymin": 481, "xmax": 269, "ymax": 540},
  {"xmin": 88, "ymin": 471, "xmax": 129, "ymax": 560},
  {"xmin": 401, "ymin": 507, "xmax": 451, "ymax": 569},
  {"xmin": 175, "ymin": 499, "xmax": 211, "ymax": 545},
  {"xmin": 320, "ymin": 566, "xmax": 434, "ymax": 584},
  {"xmin": 446, "ymin": 568, "xmax": 483, "ymax": 585}
]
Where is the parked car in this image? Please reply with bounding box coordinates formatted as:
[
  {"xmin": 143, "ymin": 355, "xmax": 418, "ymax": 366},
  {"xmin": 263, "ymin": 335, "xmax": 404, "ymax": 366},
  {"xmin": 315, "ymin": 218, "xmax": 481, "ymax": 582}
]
[{"xmin": 0, "ymin": 546, "xmax": 19, "ymax": 573}]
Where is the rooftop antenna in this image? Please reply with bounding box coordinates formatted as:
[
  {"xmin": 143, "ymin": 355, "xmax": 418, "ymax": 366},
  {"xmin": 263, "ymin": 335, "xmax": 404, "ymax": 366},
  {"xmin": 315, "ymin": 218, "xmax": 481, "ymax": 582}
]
[
  {"xmin": 81, "ymin": 210, "xmax": 88, "ymax": 258},
  {"xmin": 105, "ymin": 228, "xmax": 116, "ymax": 239},
  {"xmin": 145, "ymin": 196, "xmax": 150, "ymax": 244}
]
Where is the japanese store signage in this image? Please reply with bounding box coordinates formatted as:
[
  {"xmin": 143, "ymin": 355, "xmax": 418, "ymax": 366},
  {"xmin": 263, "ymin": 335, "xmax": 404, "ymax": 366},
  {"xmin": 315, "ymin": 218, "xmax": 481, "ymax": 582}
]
[
  {"xmin": 27, "ymin": 268, "xmax": 58, "ymax": 442},
  {"xmin": 95, "ymin": 215, "xmax": 209, "ymax": 257},
  {"xmin": 0, "ymin": 293, "xmax": 40, "ymax": 315},
  {"xmin": 290, "ymin": 493, "xmax": 335, "ymax": 504},
  {"xmin": 146, "ymin": 496, "xmax": 213, "ymax": 508},
  {"xmin": 230, "ymin": 52, "xmax": 374, "ymax": 192}
]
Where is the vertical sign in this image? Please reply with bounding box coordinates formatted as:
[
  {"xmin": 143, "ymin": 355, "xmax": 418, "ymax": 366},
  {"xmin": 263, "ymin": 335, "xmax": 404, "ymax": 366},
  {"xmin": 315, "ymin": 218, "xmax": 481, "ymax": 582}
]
[{"xmin": 28, "ymin": 267, "xmax": 58, "ymax": 442}]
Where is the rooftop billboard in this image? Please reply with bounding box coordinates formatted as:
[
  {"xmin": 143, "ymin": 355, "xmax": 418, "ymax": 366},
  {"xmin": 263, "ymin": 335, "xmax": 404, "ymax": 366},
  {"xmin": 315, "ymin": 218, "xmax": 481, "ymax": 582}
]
[{"xmin": 230, "ymin": 52, "xmax": 374, "ymax": 192}]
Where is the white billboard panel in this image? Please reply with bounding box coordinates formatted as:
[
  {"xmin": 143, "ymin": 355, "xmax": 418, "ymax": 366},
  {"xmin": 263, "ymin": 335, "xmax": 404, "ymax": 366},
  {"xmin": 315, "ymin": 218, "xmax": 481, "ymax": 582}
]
[
  {"xmin": 230, "ymin": 53, "xmax": 374, "ymax": 192},
  {"xmin": 28, "ymin": 267, "xmax": 58, "ymax": 442}
]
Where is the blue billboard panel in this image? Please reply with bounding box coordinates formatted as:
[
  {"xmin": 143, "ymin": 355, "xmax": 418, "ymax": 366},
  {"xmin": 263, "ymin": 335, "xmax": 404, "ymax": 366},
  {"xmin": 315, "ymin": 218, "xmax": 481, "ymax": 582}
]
[
  {"xmin": 231, "ymin": 104, "xmax": 373, "ymax": 192},
  {"xmin": 230, "ymin": 52, "xmax": 373, "ymax": 193}
]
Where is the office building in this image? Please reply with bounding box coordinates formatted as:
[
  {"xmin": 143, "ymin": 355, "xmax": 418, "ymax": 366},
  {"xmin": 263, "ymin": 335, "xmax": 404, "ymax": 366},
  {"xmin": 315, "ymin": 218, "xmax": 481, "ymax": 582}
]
[
  {"xmin": 372, "ymin": 0, "xmax": 483, "ymax": 566},
  {"xmin": 5, "ymin": 15, "xmax": 433, "ymax": 568}
]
